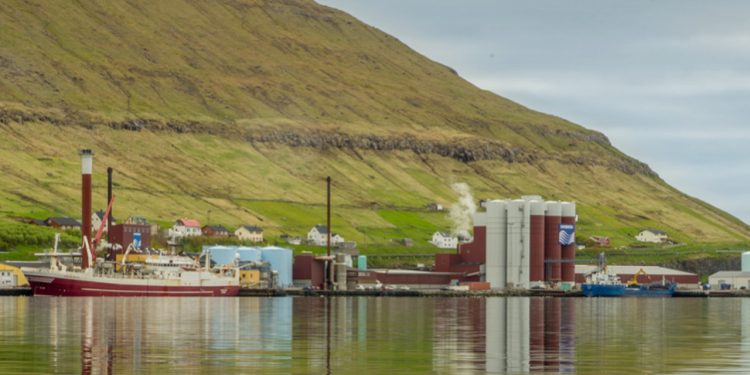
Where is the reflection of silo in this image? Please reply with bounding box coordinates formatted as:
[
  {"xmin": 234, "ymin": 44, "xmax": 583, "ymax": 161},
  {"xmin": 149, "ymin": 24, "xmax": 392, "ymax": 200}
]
[
  {"xmin": 529, "ymin": 297, "xmax": 545, "ymax": 371},
  {"xmin": 529, "ymin": 201, "xmax": 546, "ymax": 286},
  {"xmin": 506, "ymin": 200, "xmax": 527, "ymax": 288},
  {"xmin": 486, "ymin": 200, "xmax": 507, "ymax": 289},
  {"xmin": 544, "ymin": 297, "xmax": 561, "ymax": 372},
  {"xmin": 561, "ymin": 202, "xmax": 577, "ymax": 283},
  {"xmin": 559, "ymin": 298, "xmax": 576, "ymax": 373},
  {"xmin": 544, "ymin": 202, "xmax": 562, "ymax": 283}
]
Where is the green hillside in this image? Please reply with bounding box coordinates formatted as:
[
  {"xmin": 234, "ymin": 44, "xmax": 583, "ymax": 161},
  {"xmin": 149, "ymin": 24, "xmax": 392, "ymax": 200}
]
[{"xmin": 0, "ymin": 0, "xmax": 747, "ymax": 260}]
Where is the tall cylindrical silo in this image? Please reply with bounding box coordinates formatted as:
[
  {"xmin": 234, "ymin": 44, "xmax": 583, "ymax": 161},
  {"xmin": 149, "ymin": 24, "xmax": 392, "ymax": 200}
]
[
  {"xmin": 560, "ymin": 202, "xmax": 576, "ymax": 283},
  {"xmin": 743, "ymin": 252, "xmax": 750, "ymax": 273},
  {"xmin": 485, "ymin": 200, "xmax": 508, "ymax": 289},
  {"xmin": 207, "ymin": 245, "xmax": 237, "ymax": 266},
  {"xmin": 529, "ymin": 201, "xmax": 546, "ymax": 285},
  {"xmin": 544, "ymin": 201, "xmax": 562, "ymax": 283},
  {"xmin": 261, "ymin": 246, "xmax": 294, "ymax": 288}
]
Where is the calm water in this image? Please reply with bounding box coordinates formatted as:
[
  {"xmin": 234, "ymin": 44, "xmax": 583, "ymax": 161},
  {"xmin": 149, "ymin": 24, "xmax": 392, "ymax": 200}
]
[{"xmin": 1, "ymin": 296, "xmax": 750, "ymax": 374}]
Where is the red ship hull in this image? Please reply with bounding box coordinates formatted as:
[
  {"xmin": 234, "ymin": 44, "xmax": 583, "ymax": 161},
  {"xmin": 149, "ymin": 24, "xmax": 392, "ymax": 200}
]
[{"xmin": 26, "ymin": 273, "xmax": 240, "ymax": 297}]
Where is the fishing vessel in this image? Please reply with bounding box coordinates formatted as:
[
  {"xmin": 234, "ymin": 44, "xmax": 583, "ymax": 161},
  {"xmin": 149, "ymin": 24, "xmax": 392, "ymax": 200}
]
[{"xmin": 22, "ymin": 149, "xmax": 240, "ymax": 297}]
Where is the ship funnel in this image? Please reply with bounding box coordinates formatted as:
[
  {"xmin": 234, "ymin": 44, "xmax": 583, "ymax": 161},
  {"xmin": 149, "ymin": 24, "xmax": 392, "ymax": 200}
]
[{"xmin": 80, "ymin": 149, "xmax": 94, "ymax": 269}]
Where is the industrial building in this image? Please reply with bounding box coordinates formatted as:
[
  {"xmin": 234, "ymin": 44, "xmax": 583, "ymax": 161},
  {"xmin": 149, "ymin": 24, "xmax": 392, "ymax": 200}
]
[
  {"xmin": 204, "ymin": 245, "xmax": 294, "ymax": 288},
  {"xmin": 437, "ymin": 196, "xmax": 577, "ymax": 290},
  {"xmin": 575, "ymin": 265, "xmax": 699, "ymax": 285},
  {"xmin": 708, "ymin": 251, "xmax": 750, "ymax": 289}
]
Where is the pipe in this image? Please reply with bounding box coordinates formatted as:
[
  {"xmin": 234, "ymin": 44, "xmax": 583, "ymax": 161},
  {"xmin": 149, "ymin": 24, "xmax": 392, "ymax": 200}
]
[
  {"xmin": 107, "ymin": 167, "xmax": 113, "ymax": 243},
  {"xmin": 326, "ymin": 176, "xmax": 332, "ymax": 290},
  {"xmin": 80, "ymin": 149, "xmax": 94, "ymax": 269}
]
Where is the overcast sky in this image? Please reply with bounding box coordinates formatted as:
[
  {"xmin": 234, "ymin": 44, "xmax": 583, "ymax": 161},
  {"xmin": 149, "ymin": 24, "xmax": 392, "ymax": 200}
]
[{"xmin": 319, "ymin": 0, "xmax": 750, "ymax": 224}]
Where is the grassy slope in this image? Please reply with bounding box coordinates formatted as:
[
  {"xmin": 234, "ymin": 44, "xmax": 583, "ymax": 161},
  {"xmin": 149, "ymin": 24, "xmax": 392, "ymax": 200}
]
[{"xmin": 0, "ymin": 0, "xmax": 748, "ymax": 261}]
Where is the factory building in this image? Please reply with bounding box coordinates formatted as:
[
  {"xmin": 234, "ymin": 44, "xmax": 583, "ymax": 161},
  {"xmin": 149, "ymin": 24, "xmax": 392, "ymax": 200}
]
[{"xmin": 436, "ymin": 196, "xmax": 577, "ymax": 290}]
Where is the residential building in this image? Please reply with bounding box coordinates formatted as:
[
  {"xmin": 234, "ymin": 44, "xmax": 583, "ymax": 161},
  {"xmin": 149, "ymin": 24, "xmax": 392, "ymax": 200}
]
[
  {"xmin": 588, "ymin": 236, "xmax": 611, "ymax": 247},
  {"xmin": 307, "ymin": 225, "xmax": 344, "ymax": 246},
  {"xmin": 635, "ymin": 229, "xmax": 668, "ymax": 243},
  {"xmin": 91, "ymin": 210, "xmax": 116, "ymax": 233},
  {"xmin": 235, "ymin": 225, "xmax": 264, "ymax": 242},
  {"xmin": 202, "ymin": 225, "xmax": 230, "ymax": 237},
  {"xmin": 110, "ymin": 224, "xmax": 151, "ymax": 250},
  {"xmin": 45, "ymin": 217, "xmax": 81, "ymax": 230},
  {"xmin": 168, "ymin": 218, "xmax": 202, "ymax": 239},
  {"xmin": 431, "ymin": 232, "xmax": 458, "ymax": 249}
]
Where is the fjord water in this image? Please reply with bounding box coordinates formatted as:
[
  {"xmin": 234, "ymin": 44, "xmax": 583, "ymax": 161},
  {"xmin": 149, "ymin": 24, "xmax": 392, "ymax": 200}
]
[{"xmin": 1, "ymin": 297, "xmax": 749, "ymax": 374}]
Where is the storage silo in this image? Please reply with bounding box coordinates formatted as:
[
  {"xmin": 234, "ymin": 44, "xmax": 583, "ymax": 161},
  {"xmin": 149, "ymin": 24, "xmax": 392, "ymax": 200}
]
[
  {"xmin": 544, "ymin": 202, "xmax": 562, "ymax": 283},
  {"xmin": 236, "ymin": 246, "xmax": 262, "ymax": 263},
  {"xmin": 261, "ymin": 246, "xmax": 293, "ymax": 288},
  {"xmin": 529, "ymin": 201, "xmax": 546, "ymax": 286},
  {"xmin": 485, "ymin": 200, "xmax": 508, "ymax": 289},
  {"xmin": 207, "ymin": 246, "xmax": 238, "ymax": 266},
  {"xmin": 742, "ymin": 252, "xmax": 750, "ymax": 272},
  {"xmin": 560, "ymin": 202, "xmax": 576, "ymax": 283},
  {"xmin": 506, "ymin": 199, "xmax": 528, "ymax": 288}
]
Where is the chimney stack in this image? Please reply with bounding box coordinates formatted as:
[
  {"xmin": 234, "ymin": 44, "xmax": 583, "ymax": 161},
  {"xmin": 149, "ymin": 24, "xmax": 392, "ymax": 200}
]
[{"xmin": 80, "ymin": 149, "xmax": 94, "ymax": 268}]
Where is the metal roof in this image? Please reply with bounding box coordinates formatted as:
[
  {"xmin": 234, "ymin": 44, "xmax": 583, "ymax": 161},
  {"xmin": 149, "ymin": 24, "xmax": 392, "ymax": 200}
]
[
  {"xmin": 576, "ymin": 265, "xmax": 695, "ymax": 276},
  {"xmin": 708, "ymin": 271, "xmax": 750, "ymax": 278},
  {"xmin": 239, "ymin": 225, "xmax": 263, "ymax": 233}
]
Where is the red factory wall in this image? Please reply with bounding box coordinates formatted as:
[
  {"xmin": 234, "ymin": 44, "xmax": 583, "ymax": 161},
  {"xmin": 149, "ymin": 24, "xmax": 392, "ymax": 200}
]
[
  {"xmin": 293, "ymin": 254, "xmax": 325, "ymax": 288},
  {"xmin": 459, "ymin": 226, "xmax": 486, "ymax": 263},
  {"xmin": 434, "ymin": 226, "xmax": 485, "ymax": 281},
  {"xmin": 109, "ymin": 224, "xmax": 151, "ymax": 250}
]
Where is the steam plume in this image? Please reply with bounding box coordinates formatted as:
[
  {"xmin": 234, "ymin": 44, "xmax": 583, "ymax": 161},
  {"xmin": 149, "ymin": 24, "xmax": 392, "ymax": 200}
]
[{"xmin": 449, "ymin": 182, "xmax": 476, "ymax": 239}]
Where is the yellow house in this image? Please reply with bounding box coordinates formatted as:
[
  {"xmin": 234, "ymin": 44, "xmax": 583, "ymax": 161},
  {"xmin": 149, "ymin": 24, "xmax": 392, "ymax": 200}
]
[{"xmin": 235, "ymin": 225, "xmax": 264, "ymax": 243}]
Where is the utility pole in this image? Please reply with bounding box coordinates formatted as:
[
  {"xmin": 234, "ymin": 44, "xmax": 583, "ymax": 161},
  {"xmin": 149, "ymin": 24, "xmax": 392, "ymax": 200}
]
[{"xmin": 326, "ymin": 176, "xmax": 332, "ymax": 290}]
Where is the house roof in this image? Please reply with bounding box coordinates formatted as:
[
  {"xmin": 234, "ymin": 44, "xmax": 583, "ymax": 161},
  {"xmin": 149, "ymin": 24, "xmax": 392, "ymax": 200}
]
[
  {"xmin": 178, "ymin": 219, "xmax": 201, "ymax": 228},
  {"xmin": 203, "ymin": 225, "xmax": 228, "ymax": 232},
  {"xmin": 642, "ymin": 229, "xmax": 666, "ymax": 235},
  {"xmin": 435, "ymin": 231, "xmax": 453, "ymax": 237},
  {"xmin": 314, "ymin": 224, "xmax": 328, "ymax": 234},
  {"xmin": 94, "ymin": 210, "xmax": 116, "ymax": 222},
  {"xmin": 47, "ymin": 217, "xmax": 81, "ymax": 227},
  {"xmin": 239, "ymin": 225, "xmax": 263, "ymax": 233}
]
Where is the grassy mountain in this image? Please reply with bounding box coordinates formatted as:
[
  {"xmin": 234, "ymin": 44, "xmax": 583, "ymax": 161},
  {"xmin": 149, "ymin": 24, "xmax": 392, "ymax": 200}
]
[{"xmin": 0, "ymin": 0, "xmax": 747, "ymax": 260}]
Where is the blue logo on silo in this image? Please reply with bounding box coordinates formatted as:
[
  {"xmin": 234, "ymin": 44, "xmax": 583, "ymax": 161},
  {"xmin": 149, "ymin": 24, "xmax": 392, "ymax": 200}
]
[{"xmin": 559, "ymin": 224, "xmax": 575, "ymax": 245}]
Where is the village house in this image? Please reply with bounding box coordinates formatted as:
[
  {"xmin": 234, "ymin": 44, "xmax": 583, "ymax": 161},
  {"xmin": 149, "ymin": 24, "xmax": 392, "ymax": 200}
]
[
  {"xmin": 635, "ymin": 229, "xmax": 668, "ymax": 243},
  {"xmin": 168, "ymin": 218, "xmax": 202, "ymax": 239},
  {"xmin": 202, "ymin": 225, "xmax": 230, "ymax": 237},
  {"xmin": 307, "ymin": 225, "xmax": 344, "ymax": 246},
  {"xmin": 431, "ymin": 231, "xmax": 458, "ymax": 249},
  {"xmin": 45, "ymin": 217, "xmax": 81, "ymax": 230},
  {"xmin": 281, "ymin": 234, "xmax": 302, "ymax": 245},
  {"xmin": 235, "ymin": 225, "xmax": 264, "ymax": 243},
  {"xmin": 588, "ymin": 236, "xmax": 611, "ymax": 247},
  {"xmin": 91, "ymin": 210, "xmax": 116, "ymax": 233},
  {"xmin": 426, "ymin": 203, "xmax": 444, "ymax": 211}
]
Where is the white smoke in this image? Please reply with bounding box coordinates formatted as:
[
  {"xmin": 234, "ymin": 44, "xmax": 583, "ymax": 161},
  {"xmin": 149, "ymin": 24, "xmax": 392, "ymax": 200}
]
[{"xmin": 449, "ymin": 182, "xmax": 477, "ymax": 240}]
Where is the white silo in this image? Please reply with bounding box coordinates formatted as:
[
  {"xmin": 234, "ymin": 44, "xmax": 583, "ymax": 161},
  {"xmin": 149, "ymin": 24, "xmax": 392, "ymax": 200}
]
[
  {"xmin": 742, "ymin": 252, "xmax": 750, "ymax": 272},
  {"xmin": 486, "ymin": 200, "xmax": 508, "ymax": 289}
]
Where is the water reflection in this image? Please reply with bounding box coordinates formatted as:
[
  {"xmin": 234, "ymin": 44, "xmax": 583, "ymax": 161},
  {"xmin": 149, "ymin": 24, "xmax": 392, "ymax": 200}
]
[{"xmin": 4, "ymin": 297, "xmax": 750, "ymax": 373}]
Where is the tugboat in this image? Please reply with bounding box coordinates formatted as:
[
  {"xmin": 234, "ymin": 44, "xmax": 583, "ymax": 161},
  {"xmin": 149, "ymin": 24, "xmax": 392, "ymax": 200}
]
[{"xmin": 22, "ymin": 150, "xmax": 240, "ymax": 297}]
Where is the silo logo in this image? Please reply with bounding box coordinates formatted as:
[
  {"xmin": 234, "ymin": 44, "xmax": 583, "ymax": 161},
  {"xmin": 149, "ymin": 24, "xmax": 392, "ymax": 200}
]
[{"xmin": 559, "ymin": 224, "xmax": 575, "ymax": 245}]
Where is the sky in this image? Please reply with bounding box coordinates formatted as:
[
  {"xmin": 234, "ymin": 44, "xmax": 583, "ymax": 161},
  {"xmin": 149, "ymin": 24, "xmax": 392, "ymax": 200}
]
[{"xmin": 318, "ymin": 0, "xmax": 750, "ymax": 224}]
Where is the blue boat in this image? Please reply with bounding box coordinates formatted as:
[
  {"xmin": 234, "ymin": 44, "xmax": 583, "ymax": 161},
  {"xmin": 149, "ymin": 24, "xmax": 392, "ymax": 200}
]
[
  {"xmin": 623, "ymin": 282, "xmax": 676, "ymax": 297},
  {"xmin": 582, "ymin": 283, "xmax": 625, "ymax": 297}
]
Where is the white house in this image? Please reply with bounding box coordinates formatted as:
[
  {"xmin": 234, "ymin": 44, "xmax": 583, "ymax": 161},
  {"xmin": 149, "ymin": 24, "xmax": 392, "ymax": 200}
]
[
  {"xmin": 235, "ymin": 225, "xmax": 264, "ymax": 243},
  {"xmin": 91, "ymin": 210, "xmax": 116, "ymax": 233},
  {"xmin": 307, "ymin": 225, "xmax": 344, "ymax": 246},
  {"xmin": 168, "ymin": 218, "xmax": 202, "ymax": 239},
  {"xmin": 431, "ymin": 232, "xmax": 458, "ymax": 249},
  {"xmin": 635, "ymin": 229, "xmax": 668, "ymax": 243}
]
